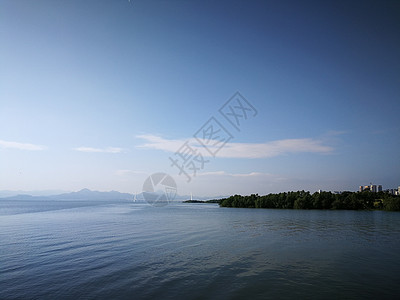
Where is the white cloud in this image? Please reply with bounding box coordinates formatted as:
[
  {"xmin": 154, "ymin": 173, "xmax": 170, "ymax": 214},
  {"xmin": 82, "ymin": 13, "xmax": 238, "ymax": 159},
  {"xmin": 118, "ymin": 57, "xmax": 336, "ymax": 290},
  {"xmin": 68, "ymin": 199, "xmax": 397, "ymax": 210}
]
[
  {"xmin": 74, "ymin": 146, "xmax": 123, "ymax": 153},
  {"xmin": 197, "ymin": 171, "xmax": 227, "ymax": 176},
  {"xmin": 136, "ymin": 134, "xmax": 333, "ymax": 158},
  {"xmin": 136, "ymin": 134, "xmax": 183, "ymax": 152},
  {"xmin": 0, "ymin": 139, "xmax": 46, "ymax": 151},
  {"xmin": 217, "ymin": 138, "xmax": 332, "ymax": 158}
]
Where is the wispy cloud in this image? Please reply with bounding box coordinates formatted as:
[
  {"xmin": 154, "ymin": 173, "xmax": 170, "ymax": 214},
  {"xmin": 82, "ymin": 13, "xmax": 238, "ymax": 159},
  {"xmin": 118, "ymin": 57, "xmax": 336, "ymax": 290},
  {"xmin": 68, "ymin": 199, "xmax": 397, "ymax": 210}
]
[
  {"xmin": 136, "ymin": 135, "xmax": 183, "ymax": 152},
  {"xmin": 137, "ymin": 134, "xmax": 333, "ymax": 158},
  {"xmin": 74, "ymin": 147, "xmax": 124, "ymax": 153},
  {"xmin": 0, "ymin": 139, "xmax": 46, "ymax": 151}
]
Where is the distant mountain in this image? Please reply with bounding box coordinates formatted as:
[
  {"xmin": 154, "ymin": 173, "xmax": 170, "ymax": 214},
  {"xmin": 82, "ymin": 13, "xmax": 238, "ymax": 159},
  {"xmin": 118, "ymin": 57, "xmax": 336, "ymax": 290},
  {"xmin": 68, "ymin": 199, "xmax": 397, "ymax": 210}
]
[
  {"xmin": 0, "ymin": 189, "xmax": 68, "ymax": 198},
  {"xmin": 0, "ymin": 194, "xmax": 46, "ymax": 201},
  {"xmin": 0, "ymin": 189, "xmax": 134, "ymax": 201},
  {"xmin": 0, "ymin": 188, "xmax": 228, "ymax": 202},
  {"xmin": 52, "ymin": 188, "xmax": 133, "ymax": 201}
]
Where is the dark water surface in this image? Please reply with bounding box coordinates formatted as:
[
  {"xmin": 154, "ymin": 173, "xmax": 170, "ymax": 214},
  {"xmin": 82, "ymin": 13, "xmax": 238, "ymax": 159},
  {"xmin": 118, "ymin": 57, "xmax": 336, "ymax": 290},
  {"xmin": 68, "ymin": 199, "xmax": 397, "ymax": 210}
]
[{"xmin": 1, "ymin": 200, "xmax": 400, "ymax": 299}]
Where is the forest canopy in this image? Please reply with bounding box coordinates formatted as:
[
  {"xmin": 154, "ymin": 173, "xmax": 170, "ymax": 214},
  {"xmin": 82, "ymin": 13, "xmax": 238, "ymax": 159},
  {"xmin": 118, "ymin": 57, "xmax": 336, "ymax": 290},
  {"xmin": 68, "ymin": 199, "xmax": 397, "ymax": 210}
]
[{"xmin": 218, "ymin": 191, "xmax": 400, "ymax": 211}]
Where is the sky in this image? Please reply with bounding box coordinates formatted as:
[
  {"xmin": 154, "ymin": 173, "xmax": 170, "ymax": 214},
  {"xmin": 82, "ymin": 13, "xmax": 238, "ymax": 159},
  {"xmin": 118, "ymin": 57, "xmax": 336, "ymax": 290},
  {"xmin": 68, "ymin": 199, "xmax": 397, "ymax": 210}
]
[{"xmin": 1, "ymin": 0, "xmax": 399, "ymax": 197}]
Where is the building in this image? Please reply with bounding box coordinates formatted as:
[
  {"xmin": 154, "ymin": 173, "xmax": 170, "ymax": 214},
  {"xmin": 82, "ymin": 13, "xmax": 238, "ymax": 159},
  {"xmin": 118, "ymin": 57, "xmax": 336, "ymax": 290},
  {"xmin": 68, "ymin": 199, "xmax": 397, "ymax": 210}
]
[
  {"xmin": 359, "ymin": 183, "xmax": 382, "ymax": 193},
  {"xmin": 382, "ymin": 187, "xmax": 400, "ymax": 196},
  {"xmin": 385, "ymin": 189, "xmax": 396, "ymax": 195}
]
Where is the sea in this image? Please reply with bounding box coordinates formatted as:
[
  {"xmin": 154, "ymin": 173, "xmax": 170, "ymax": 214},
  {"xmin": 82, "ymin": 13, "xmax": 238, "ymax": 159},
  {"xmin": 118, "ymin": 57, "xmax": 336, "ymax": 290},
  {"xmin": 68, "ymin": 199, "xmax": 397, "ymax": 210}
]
[{"xmin": 1, "ymin": 200, "xmax": 400, "ymax": 299}]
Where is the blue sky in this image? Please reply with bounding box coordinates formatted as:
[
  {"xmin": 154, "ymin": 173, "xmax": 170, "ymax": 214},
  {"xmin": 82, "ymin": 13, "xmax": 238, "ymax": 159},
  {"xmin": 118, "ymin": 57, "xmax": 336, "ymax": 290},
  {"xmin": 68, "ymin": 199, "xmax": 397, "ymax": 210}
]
[{"xmin": 1, "ymin": 0, "xmax": 399, "ymax": 197}]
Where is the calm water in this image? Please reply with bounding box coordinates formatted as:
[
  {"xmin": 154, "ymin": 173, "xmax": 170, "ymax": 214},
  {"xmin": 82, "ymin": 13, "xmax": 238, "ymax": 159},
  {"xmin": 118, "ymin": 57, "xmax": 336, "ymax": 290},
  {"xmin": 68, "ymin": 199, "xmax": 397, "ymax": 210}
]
[{"xmin": 1, "ymin": 200, "xmax": 400, "ymax": 299}]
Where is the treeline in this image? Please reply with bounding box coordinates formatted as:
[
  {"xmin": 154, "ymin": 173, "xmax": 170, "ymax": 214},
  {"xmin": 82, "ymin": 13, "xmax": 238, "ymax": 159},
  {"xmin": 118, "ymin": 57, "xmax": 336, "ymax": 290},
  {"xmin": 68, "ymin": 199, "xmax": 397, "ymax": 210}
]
[
  {"xmin": 183, "ymin": 199, "xmax": 221, "ymax": 203},
  {"xmin": 219, "ymin": 191, "xmax": 400, "ymax": 211}
]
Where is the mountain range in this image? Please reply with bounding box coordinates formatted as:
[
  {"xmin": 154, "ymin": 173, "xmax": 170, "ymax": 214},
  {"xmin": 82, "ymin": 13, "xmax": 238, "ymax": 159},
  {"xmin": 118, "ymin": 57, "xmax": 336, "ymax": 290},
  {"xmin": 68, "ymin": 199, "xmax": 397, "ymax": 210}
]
[
  {"xmin": 0, "ymin": 189, "xmax": 227, "ymax": 202},
  {"xmin": 0, "ymin": 188, "xmax": 133, "ymax": 201}
]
